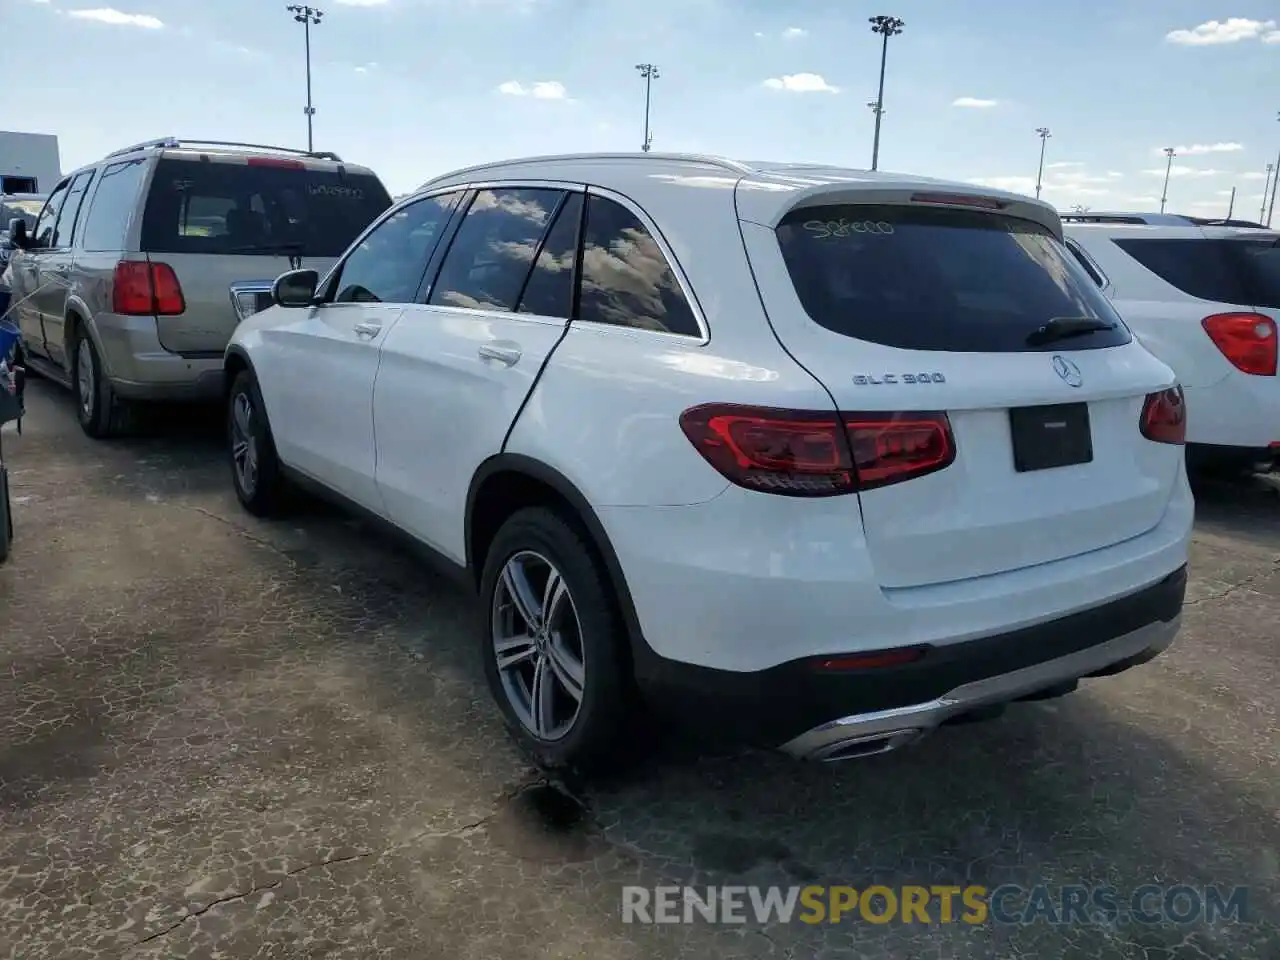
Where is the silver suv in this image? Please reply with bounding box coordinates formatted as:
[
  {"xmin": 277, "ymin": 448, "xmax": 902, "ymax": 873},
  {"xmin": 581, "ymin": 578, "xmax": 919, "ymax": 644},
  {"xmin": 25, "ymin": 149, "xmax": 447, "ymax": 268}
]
[{"xmin": 4, "ymin": 138, "xmax": 392, "ymax": 437}]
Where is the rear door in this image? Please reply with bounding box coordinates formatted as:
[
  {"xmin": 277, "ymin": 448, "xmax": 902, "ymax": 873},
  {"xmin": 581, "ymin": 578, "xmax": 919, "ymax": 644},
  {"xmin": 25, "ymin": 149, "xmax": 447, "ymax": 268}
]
[
  {"xmin": 138, "ymin": 155, "xmax": 393, "ymax": 356},
  {"xmin": 739, "ymin": 193, "xmax": 1179, "ymax": 589},
  {"xmin": 373, "ymin": 185, "xmax": 580, "ymax": 562}
]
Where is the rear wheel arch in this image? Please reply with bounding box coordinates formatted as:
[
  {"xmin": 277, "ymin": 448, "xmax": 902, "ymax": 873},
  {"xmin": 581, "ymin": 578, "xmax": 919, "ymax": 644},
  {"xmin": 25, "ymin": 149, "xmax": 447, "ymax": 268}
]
[
  {"xmin": 466, "ymin": 455, "xmax": 647, "ymax": 666},
  {"xmin": 223, "ymin": 347, "xmax": 253, "ymax": 398}
]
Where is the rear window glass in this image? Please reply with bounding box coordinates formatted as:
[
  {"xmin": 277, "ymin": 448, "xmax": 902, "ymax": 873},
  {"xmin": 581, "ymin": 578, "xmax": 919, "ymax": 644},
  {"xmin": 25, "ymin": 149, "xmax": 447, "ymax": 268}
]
[
  {"xmin": 1113, "ymin": 237, "xmax": 1280, "ymax": 309},
  {"xmin": 140, "ymin": 158, "xmax": 392, "ymax": 258},
  {"xmin": 775, "ymin": 204, "xmax": 1131, "ymax": 353}
]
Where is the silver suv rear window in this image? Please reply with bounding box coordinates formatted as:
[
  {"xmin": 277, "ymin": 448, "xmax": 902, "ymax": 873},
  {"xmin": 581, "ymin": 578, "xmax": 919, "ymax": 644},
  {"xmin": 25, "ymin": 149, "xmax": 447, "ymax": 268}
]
[
  {"xmin": 775, "ymin": 204, "xmax": 1132, "ymax": 353},
  {"xmin": 140, "ymin": 158, "xmax": 392, "ymax": 258}
]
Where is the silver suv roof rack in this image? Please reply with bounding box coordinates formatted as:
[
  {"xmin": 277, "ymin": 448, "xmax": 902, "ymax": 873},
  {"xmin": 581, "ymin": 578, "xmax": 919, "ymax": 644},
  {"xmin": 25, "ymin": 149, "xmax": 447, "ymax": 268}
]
[
  {"xmin": 419, "ymin": 152, "xmax": 753, "ymax": 188},
  {"xmin": 104, "ymin": 137, "xmax": 342, "ymax": 163}
]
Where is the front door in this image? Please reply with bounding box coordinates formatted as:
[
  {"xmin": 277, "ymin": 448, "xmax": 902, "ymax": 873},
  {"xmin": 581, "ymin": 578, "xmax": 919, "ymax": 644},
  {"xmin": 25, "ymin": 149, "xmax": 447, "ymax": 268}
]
[
  {"xmin": 374, "ymin": 186, "xmax": 582, "ymax": 563},
  {"xmin": 40, "ymin": 169, "xmax": 96, "ymax": 368},
  {"xmin": 12, "ymin": 178, "xmax": 69, "ymax": 361}
]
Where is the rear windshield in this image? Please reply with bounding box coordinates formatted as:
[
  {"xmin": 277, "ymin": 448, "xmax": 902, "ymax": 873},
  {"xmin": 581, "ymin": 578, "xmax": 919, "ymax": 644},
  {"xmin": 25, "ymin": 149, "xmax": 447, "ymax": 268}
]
[
  {"xmin": 775, "ymin": 204, "xmax": 1131, "ymax": 352},
  {"xmin": 1112, "ymin": 236, "xmax": 1280, "ymax": 309},
  {"xmin": 140, "ymin": 158, "xmax": 392, "ymax": 258}
]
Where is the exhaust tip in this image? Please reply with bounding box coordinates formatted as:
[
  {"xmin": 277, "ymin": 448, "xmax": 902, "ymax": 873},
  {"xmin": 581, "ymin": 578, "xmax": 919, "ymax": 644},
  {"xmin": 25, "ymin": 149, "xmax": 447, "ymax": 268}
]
[{"xmin": 811, "ymin": 729, "xmax": 922, "ymax": 762}]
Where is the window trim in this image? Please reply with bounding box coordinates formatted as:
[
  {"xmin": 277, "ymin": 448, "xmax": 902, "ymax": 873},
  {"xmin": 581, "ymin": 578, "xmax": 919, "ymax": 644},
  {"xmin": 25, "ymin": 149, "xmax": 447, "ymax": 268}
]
[
  {"xmin": 54, "ymin": 169, "xmax": 97, "ymax": 250},
  {"xmin": 1064, "ymin": 236, "xmax": 1110, "ymax": 291},
  {"xmin": 32, "ymin": 177, "xmax": 71, "ymax": 249},
  {"xmin": 574, "ymin": 185, "xmax": 710, "ymax": 344}
]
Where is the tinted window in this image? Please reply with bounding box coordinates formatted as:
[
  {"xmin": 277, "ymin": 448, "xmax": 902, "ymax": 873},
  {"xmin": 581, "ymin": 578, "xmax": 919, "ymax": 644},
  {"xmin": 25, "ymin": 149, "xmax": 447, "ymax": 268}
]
[
  {"xmin": 516, "ymin": 193, "xmax": 582, "ymax": 318},
  {"xmin": 140, "ymin": 158, "xmax": 392, "ymax": 258},
  {"xmin": 33, "ymin": 181, "xmax": 69, "ymax": 248},
  {"xmin": 578, "ymin": 195, "xmax": 701, "ymax": 337},
  {"xmin": 80, "ymin": 159, "xmax": 149, "ymax": 252},
  {"xmin": 775, "ymin": 204, "xmax": 1130, "ymax": 353},
  {"xmin": 333, "ymin": 192, "xmax": 462, "ymax": 304},
  {"xmin": 429, "ymin": 188, "xmax": 562, "ymax": 311},
  {"xmin": 1113, "ymin": 237, "xmax": 1280, "ymax": 309},
  {"xmin": 52, "ymin": 171, "xmax": 94, "ymax": 248}
]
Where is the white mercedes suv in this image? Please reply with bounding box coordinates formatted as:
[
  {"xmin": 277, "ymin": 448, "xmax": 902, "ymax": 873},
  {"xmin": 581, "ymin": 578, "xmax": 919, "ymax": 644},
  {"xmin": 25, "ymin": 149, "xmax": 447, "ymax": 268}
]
[{"xmin": 223, "ymin": 153, "xmax": 1192, "ymax": 771}]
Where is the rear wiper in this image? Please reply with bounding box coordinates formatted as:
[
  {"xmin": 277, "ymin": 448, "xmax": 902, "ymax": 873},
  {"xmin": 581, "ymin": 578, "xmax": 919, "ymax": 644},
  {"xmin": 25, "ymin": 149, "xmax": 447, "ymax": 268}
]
[{"xmin": 1026, "ymin": 316, "xmax": 1117, "ymax": 347}]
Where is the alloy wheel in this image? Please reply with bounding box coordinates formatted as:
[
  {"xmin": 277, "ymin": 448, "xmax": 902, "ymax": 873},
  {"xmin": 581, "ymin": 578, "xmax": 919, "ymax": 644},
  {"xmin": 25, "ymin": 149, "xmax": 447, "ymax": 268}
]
[
  {"xmin": 491, "ymin": 550, "xmax": 586, "ymax": 741},
  {"xmin": 76, "ymin": 338, "xmax": 95, "ymax": 420},
  {"xmin": 230, "ymin": 391, "xmax": 259, "ymax": 498}
]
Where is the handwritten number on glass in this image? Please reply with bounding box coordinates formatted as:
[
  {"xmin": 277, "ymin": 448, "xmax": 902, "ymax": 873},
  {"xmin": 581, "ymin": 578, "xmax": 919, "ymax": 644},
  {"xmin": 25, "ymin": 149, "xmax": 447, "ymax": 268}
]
[{"xmin": 803, "ymin": 219, "xmax": 895, "ymax": 238}]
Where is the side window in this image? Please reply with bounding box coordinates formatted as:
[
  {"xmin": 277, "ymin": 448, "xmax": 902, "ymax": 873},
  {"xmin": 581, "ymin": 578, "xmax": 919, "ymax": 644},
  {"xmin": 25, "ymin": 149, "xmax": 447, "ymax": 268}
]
[
  {"xmin": 578, "ymin": 194, "xmax": 701, "ymax": 337},
  {"xmin": 429, "ymin": 187, "xmax": 563, "ymax": 311},
  {"xmin": 80, "ymin": 159, "xmax": 149, "ymax": 252},
  {"xmin": 1065, "ymin": 239, "xmax": 1105, "ymax": 288},
  {"xmin": 33, "ymin": 180, "xmax": 70, "ymax": 249},
  {"xmin": 516, "ymin": 193, "xmax": 582, "ymax": 318},
  {"xmin": 333, "ymin": 191, "xmax": 461, "ymax": 304},
  {"xmin": 52, "ymin": 171, "xmax": 95, "ymax": 248}
]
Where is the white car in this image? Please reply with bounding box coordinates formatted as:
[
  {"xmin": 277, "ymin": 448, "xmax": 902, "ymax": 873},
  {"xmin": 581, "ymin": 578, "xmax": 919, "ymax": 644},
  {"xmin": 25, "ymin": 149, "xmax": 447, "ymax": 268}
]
[
  {"xmin": 224, "ymin": 153, "xmax": 1192, "ymax": 770},
  {"xmin": 1063, "ymin": 220, "xmax": 1280, "ymax": 474}
]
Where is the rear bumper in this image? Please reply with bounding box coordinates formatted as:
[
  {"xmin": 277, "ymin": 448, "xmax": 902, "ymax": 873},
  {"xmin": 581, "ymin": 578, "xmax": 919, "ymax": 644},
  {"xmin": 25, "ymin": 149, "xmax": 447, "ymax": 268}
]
[
  {"xmin": 94, "ymin": 312, "xmax": 224, "ymax": 402},
  {"xmin": 1183, "ymin": 374, "xmax": 1280, "ymax": 451},
  {"xmin": 636, "ymin": 566, "xmax": 1187, "ymax": 752}
]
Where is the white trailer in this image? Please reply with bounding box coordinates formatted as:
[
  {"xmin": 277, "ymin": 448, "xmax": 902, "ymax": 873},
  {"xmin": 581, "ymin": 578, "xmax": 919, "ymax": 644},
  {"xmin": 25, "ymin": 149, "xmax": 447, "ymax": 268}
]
[{"xmin": 0, "ymin": 131, "xmax": 61, "ymax": 195}]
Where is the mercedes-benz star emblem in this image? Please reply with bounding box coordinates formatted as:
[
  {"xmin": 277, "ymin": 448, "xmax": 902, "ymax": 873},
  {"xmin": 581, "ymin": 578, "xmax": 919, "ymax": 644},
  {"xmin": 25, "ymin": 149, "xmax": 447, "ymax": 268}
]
[{"xmin": 1052, "ymin": 355, "xmax": 1083, "ymax": 388}]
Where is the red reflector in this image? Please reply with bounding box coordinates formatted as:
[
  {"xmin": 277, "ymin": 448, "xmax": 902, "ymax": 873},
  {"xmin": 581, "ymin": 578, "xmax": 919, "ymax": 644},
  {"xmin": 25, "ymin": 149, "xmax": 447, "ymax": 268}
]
[
  {"xmin": 1201, "ymin": 312, "xmax": 1277, "ymax": 377},
  {"xmin": 1140, "ymin": 386, "xmax": 1186, "ymax": 445},
  {"xmin": 679, "ymin": 404, "xmax": 855, "ymax": 497},
  {"xmin": 844, "ymin": 412, "xmax": 956, "ymax": 490},
  {"xmin": 679, "ymin": 405, "xmax": 957, "ymax": 495},
  {"xmin": 247, "ymin": 156, "xmax": 305, "ymax": 169},
  {"xmin": 112, "ymin": 261, "xmax": 186, "ymax": 317},
  {"xmin": 814, "ymin": 647, "xmax": 925, "ymax": 671},
  {"xmin": 910, "ymin": 192, "xmax": 1006, "ymax": 210}
]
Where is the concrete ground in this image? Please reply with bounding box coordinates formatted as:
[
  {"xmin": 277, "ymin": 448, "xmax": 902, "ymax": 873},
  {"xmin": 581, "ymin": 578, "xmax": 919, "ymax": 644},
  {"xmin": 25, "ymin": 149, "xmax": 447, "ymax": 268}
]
[{"xmin": 0, "ymin": 379, "xmax": 1277, "ymax": 960}]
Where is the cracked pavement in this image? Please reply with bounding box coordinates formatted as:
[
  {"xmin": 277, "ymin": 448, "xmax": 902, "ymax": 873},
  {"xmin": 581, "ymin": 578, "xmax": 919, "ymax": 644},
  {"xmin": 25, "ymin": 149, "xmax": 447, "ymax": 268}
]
[{"xmin": 1, "ymin": 380, "xmax": 1277, "ymax": 959}]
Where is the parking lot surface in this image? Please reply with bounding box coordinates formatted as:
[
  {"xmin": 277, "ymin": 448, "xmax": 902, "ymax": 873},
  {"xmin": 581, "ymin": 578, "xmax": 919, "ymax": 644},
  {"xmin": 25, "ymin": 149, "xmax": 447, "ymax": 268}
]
[{"xmin": 1, "ymin": 380, "xmax": 1277, "ymax": 960}]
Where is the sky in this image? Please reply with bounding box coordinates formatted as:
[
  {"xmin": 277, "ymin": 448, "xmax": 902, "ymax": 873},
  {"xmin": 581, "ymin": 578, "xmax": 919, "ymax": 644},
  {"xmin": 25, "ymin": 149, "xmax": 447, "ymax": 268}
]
[{"xmin": 3, "ymin": 0, "xmax": 1278, "ymax": 218}]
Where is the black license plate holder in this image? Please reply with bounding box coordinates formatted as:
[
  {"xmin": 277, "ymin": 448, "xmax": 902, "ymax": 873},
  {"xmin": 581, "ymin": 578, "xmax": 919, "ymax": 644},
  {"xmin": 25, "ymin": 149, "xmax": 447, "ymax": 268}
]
[{"xmin": 1008, "ymin": 402, "xmax": 1093, "ymax": 472}]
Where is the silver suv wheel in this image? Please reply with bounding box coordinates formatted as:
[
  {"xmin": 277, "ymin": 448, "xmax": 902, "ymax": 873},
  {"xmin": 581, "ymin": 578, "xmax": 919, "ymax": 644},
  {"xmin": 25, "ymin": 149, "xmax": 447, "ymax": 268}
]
[{"xmin": 76, "ymin": 338, "xmax": 95, "ymax": 421}]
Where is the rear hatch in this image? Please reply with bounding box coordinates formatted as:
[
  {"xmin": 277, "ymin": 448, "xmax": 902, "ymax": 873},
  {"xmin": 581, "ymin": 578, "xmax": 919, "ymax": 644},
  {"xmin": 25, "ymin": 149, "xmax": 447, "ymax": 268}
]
[
  {"xmin": 739, "ymin": 187, "xmax": 1182, "ymax": 589},
  {"xmin": 1110, "ymin": 229, "xmax": 1280, "ymax": 381},
  {"xmin": 139, "ymin": 154, "xmax": 392, "ymax": 353}
]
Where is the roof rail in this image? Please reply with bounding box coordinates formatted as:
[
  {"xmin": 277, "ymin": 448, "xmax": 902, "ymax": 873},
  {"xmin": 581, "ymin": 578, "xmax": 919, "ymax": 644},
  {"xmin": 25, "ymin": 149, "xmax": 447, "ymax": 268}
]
[
  {"xmin": 418, "ymin": 152, "xmax": 754, "ymax": 189},
  {"xmin": 104, "ymin": 137, "xmax": 343, "ymax": 162}
]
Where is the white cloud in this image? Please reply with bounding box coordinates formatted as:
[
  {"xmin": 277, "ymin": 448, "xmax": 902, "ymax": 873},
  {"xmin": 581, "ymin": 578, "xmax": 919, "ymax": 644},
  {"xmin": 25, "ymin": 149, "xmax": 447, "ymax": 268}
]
[
  {"xmin": 497, "ymin": 80, "xmax": 568, "ymax": 99},
  {"xmin": 782, "ymin": 26, "xmax": 807, "ymax": 39},
  {"xmin": 968, "ymin": 174, "xmax": 1111, "ymax": 199},
  {"xmin": 1165, "ymin": 18, "xmax": 1276, "ymax": 45},
  {"xmin": 1264, "ymin": 30, "xmax": 1280, "ymax": 43},
  {"xmin": 763, "ymin": 73, "xmax": 839, "ymax": 93},
  {"xmin": 67, "ymin": 7, "xmax": 163, "ymax": 27},
  {"xmin": 1046, "ymin": 161, "xmax": 1083, "ymax": 170},
  {"xmin": 1153, "ymin": 142, "xmax": 1245, "ymax": 156},
  {"xmin": 1124, "ymin": 195, "xmax": 1162, "ymax": 206},
  {"xmin": 1140, "ymin": 165, "xmax": 1221, "ymax": 179},
  {"xmin": 952, "ymin": 97, "xmax": 998, "ymax": 108},
  {"xmin": 1106, "ymin": 171, "xmax": 1124, "ymax": 179},
  {"xmin": 1240, "ymin": 171, "xmax": 1268, "ymax": 181},
  {"xmin": 334, "ymin": 0, "xmax": 389, "ymax": 5}
]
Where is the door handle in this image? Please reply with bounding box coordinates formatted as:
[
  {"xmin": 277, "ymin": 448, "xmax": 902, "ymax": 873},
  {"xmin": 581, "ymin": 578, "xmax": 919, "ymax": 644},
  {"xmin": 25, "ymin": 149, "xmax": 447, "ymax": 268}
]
[
  {"xmin": 353, "ymin": 321, "xmax": 382, "ymax": 338},
  {"xmin": 478, "ymin": 343, "xmax": 521, "ymax": 366}
]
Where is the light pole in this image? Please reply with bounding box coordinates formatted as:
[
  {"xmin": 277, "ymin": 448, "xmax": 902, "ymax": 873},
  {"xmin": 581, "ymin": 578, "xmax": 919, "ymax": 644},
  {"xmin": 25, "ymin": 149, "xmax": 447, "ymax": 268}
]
[
  {"xmin": 1034, "ymin": 127, "xmax": 1052, "ymax": 200},
  {"xmin": 635, "ymin": 64, "xmax": 659, "ymax": 152},
  {"xmin": 1268, "ymin": 110, "xmax": 1279, "ymax": 227},
  {"xmin": 287, "ymin": 5, "xmax": 323, "ymax": 152},
  {"xmin": 1159, "ymin": 147, "xmax": 1176, "ymax": 214},
  {"xmin": 1263, "ymin": 165, "xmax": 1275, "ymax": 223},
  {"xmin": 868, "ymin": 15, "xmax": 904, "ymax": 171}
]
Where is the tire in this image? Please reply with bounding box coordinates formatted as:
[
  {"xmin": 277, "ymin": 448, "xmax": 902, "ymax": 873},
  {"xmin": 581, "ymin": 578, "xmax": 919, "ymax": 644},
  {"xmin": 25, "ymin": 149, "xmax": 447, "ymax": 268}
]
[
  {"xmin": 227, "ymin": 368, "xmax": 288, "ymax": 517},
  {"xmin": 0, "ymin": 464, "xmax": 11, "ymax": 564},
  {"xmin": 72, "ymin": 331, "xmax": 123, "ymax": 439},
  {"xmin": 479, "ymin": 507, "xmax": 635, "ymax": 775}
]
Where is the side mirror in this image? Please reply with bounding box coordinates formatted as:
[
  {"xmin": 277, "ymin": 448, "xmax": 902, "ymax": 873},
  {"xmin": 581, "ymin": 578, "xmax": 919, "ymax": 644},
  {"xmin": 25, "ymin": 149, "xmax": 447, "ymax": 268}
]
[
  {"xmin": 7, "ymin": 219, "xmax": 28, "ymax": 249},
  {"xmin": 272, "ymin": 268, "xmax": 319, "ymax": 307}
]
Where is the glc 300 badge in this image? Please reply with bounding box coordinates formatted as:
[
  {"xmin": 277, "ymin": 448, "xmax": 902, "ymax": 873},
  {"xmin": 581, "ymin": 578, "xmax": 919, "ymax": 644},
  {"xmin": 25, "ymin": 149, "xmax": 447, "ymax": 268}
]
[{"xmin": 852, "ymin": 372, "xmax": 946, "ymax": 385}]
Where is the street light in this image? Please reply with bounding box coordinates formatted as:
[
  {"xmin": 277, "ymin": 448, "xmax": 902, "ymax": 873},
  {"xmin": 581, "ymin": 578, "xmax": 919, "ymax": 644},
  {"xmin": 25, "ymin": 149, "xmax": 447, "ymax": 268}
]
[
  {"xmin": 1263, "ymin": 164, "xmax": 1275, "ymax": 223},
  {"xmin": 1159, "ymin": 147, "xmax": 1176, "ymax": 214},
  {"xmin": 635, "ymin": 63, "xmax": 660, "ymax": 153},
  {"xmin": 287, "ymin": 5, "xmax": 324, "ymax": 153},
  {"xmin": 868, "ymin": 15, "xmax": 904, "ymax": 172},
  {"xmin": 1268, "ymin": 110, "xmax": 1279, "ymax": 227},
  {"xmin": 1034, "ymin": 127, "xmax": 1052, "ymax": 200}
]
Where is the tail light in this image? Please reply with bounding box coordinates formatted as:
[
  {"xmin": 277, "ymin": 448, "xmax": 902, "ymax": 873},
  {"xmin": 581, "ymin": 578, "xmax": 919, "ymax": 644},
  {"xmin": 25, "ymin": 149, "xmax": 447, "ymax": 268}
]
[
  {"xmin": 910, "ymin": 192, "xmax": 1006, "ymax": 210},
  {"xmin": 1201, "ymin": 312, "xmax": 1276, "ymax": 377},
  {"xmin": 247, "ymin": 156, "xmax": 305, "ymax": 169},
  {"xmin": 678, "ymin": 404, "xmax": 955, "ymax": 497},
  {"xmin": 1140, "ymin": 386, "xmax": 1186, "ymax": 445},
  {"xmin": 112, "ymin": 261, "xmax": 185, "ymax": 316}
]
